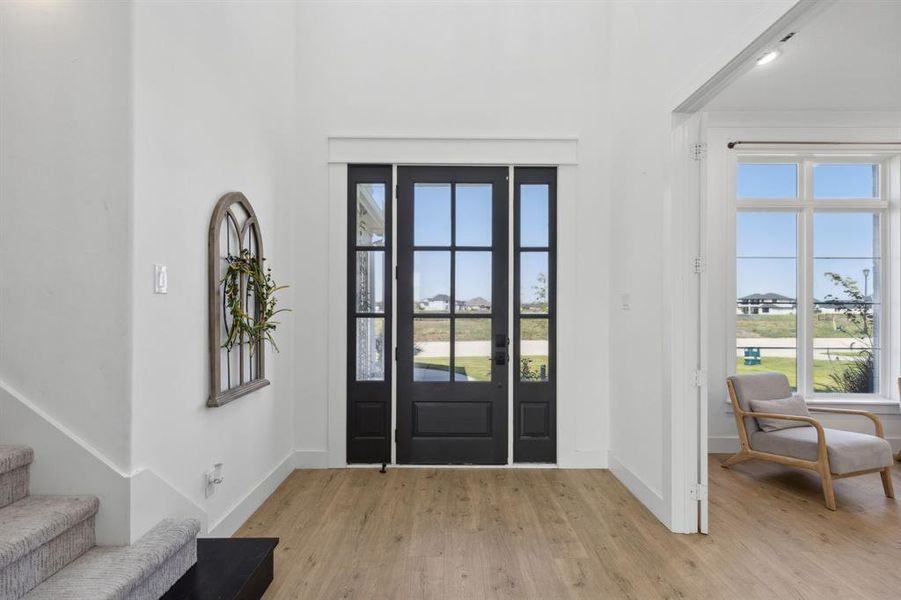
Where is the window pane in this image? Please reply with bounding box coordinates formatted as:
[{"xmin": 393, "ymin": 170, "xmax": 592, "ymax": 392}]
[
  {"xmin": 355, "ymin": 251, "xmax": 384, "ymax": 313},
  {"xmin": 454, "ymin": 318, "xmax": 491, "ymax": 382},
  {"xmin": 414, "ymin": 318, "xmax": 450, "ymax": 381},
  {"xmin": 813, "ymin": 164, "xmax": 879, "ymax": 199},
  {"xmin": 520, "ymin": 184, "xmax": 549, "ymax": 247},
  {"xmin": 737, "ymin": 210, "xmax": 797, "ymax": 388},
  {"xmin": 520, "ymin": 319, "xmax": 549, "ymax": 382},
  {"xmin": 356, "ymin": 183, "xmax": 385, "ymax": 246},
  {"xmin": 813, "ymin": 307, "xmax": 877, "ymax": 394},
  {"xmin": 735, "ymin": 347, "xmax": 797, "ymax": 392},
  {"xmin": 455, "ymin": 251, "xmax": 491, "ymax": 313},
  {"xmin": 813, "ymin": 212, "xmax": 878, "ymax": 258},
  {"xmin": 737, "ymin": 212, "xmax": 797, "ymax": 257},
  {"xmin": 737, "ymin": 163, "xmax": 798, "ymax": 199},
  {"xmin": 356, "ymin": 318, "xmax": 385, "ymax": 381},
  {"xmin": 414, "ymin": 183, "xmax": 451, "ymax": 246},
  {"xmin": 414, "ymin": 251, "xmax": 450, "ymax": 313},
  {"xmin": 456, "ymin": 184, "xmax": 492, "ymax": 246},
  {"xmin": 812, "ymin": 210, "xmax": 880, "ymax": 394},
  {"xmin": 520, "ymin": 252, "xmax": 549, "ymax": 314}
]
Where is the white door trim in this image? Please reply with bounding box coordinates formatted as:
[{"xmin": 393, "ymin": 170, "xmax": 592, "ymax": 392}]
[{"xmin": 327, "ymin": 136, "xmax": 581, "ymax": 468}]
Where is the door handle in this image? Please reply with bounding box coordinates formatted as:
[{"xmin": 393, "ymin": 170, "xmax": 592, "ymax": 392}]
[{"xmin": 494, "ymin": 350, "xmax": 508, "ymax": 366}]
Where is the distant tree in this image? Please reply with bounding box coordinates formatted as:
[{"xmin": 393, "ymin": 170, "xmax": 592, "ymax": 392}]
[
  {"xmin": 821, "ymin": 272, "xmax": 874, "ymax": 394},
  {"xmin": 533, "ymin": 272, "xmax": 548, "ymax": 312}
]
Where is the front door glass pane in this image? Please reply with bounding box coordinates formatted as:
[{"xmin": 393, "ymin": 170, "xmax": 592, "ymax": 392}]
[
  {"xmin": 454, "ymin": 319, "xmax": 491, "ymax": 382},
  {"xmin": 356, "ymin": 251, "xmax": 384, "ymax": 312},
  {"xmin": 414, "ymin": 251, "xmax": 451, "ymax": 313},
  {"xmin": 414, "ymin": 183, "xmax": 451, "ymax": 246},
  {"xmin": 356, "ymin": 183, "xmax": 385, "ymax": 246},
  {"xmin": 455, "ymin": 251, "xmax": 492, "ymax": 314},
  {"xmin": 520, "ymin": 319, "xmax": 549, "ymax": 381},
  {"xmin": 456, "ymin": 184, "xmax": 492, "ymax": 246},
  {"xmin": 520, "ymin": 252, "xmax": 549, "ymax": 314},
  {"xmin": 520, "ymin": 184, "xmax": 549, "ymax": 247},
  {"xmin": 414, "ymin": 318, "xmax": 451, "ymax": 381},
  {"xmin": 356, "ymin": 317, "xmax": 385, "ymax": 381}
]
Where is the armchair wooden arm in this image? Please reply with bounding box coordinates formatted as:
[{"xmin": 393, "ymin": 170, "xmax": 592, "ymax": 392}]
[{"xmin": 807, "ymin": 407, "xmax": 885, "ymax": 439}]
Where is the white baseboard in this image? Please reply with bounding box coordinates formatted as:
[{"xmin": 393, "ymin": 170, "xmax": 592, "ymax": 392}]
[
  {"xmin": 558, "ymin": 450, "xmax": 607, "ymax": 469},
  {"xmin": 207, "ymin": 451, "xmax": 295, "ymax": 537},
  {"xmin": 293, "ymin": 449, "xmax": 330, "ymax": 468},
  {"xmin": 708, "ymin": 435, "xmax": 901, "ymax": 454},
  {"xmin": 607, "ymin": 452, "xmax": 668, "ymax": 527}
]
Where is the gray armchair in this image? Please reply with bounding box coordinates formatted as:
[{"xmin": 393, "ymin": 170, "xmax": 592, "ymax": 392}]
[{"xmin": 724, "ymin": 372, "xmax": 894, "ymax": 510}]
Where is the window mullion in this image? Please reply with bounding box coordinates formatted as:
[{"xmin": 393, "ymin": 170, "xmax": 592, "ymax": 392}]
[{"xmin": 800, "ymin": 159, "xmax": 814, "ymax": 396}]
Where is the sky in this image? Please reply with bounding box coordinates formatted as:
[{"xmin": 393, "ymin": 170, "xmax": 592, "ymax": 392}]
[{"xmin": 736, "ymin": 163, "xmax": 880, "ymax": 302}]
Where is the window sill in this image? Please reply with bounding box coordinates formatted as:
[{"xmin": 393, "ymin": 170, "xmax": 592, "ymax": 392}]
[{"xmin": 724, "ymin": 398, "xmax": 901, "ymax": 415}]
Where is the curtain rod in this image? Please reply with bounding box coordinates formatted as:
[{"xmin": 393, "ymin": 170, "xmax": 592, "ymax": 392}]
[{"xmin": 727, "ymin": 140, "xmax": 901, "ymax": 149}]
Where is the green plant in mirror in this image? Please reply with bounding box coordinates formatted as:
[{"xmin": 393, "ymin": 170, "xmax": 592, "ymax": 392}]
[{"xmin": 222, "ymin": 248, "xmax": 290, "ymax": 353}]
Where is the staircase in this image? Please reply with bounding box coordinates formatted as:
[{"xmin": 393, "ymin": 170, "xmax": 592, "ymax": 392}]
[{"xmin": 0, "ymin": 445, "xmax": 199, "ymax": 600}]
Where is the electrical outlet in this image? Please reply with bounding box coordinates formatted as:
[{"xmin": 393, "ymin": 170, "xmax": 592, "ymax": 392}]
[{"xmin": 204, "ymin": 462, "xmax": 224, "ymax": 498}]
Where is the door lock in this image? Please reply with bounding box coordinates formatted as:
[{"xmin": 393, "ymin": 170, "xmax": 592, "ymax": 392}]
[{"xmin": 494, "ymin": 350, "xmax": 508, "ymax": 366}]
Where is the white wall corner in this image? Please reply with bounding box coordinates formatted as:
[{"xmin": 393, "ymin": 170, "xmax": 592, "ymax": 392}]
[
  {"xmin": 608, "ymin": 452, "xmax": 668, "ymax": 529},
  {"xmin": 293, "ymin": 450, "xmax": 331, "ymax": 469}
]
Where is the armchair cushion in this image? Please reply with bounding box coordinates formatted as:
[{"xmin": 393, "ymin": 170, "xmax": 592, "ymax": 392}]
[
  {"xmin": 749, "ymin": 395, "xmax": 811, "ymax": 432},
  {"xmin": 750, "ymin": 427, "xmax": 893, "ymax": 474},
  {"xmin": 728, "ymin": 373, "xmax": 793, "ymax": 434}
]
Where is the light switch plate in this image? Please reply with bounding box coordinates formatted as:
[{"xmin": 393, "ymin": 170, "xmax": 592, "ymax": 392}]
[{"xmin": 154, "ymin": 264, "xmax": 168, "ymax": 294}]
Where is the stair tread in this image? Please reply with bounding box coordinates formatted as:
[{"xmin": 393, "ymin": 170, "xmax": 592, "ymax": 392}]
[
  {"xmin": 23, "ymin": 518, "xmax": 200, "ymax": 600},
  {"xmin": 0, "ymin": 495, "xmax": 99, "ymax": 570},
  {"xmin": 0, "ymin": 445, "xmax": 33, "ymax": 476}
]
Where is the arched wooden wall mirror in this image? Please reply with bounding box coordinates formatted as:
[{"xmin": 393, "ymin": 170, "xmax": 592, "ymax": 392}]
[{"xmin": 208, "ymin": 192, "xmax": 269, "ymax": 407}]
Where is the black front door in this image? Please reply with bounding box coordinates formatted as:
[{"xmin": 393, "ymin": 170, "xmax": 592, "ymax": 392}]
[{"xmin": 396, "ymin": 167, "xmax": 509, "ymax": 464}]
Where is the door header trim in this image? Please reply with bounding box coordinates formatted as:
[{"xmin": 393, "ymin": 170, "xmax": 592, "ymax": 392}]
[{"xmin": 328, "ymin": 136, "xmax": 579, "ymax": 166}]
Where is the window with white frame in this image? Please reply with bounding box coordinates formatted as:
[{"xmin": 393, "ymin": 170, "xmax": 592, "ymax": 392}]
[{"xmin": 734, "ymin": 157, "xmax": 889, "ymax": 397}]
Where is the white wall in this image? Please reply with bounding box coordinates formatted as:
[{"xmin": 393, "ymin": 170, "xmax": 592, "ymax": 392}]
[
  {"xmin": 130, "ymin": 0, "xmax": 297, "ymax": 535},
  {"xmin": 294, "ymin": 0, "xmax": 612, "ymax": 468},
  {"xmin": 0, "ymin": 1, "xmax": 133, "ymax": 469},
  {"xmin": 704, "ymin": 112, "xmax": 901, "ymax": 454},
  {"xmin": 606, "ymin": 0, "xmax": 796, "ymax": 526}
]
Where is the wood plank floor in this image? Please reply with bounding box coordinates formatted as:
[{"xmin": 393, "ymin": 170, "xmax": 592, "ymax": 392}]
[{"xmin": 235, "ymin": 457, "xmax": 901, "ymax": 599}]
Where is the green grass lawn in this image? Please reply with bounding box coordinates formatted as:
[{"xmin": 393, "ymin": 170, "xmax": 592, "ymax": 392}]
[
  {"xmin": 736, "ymin": 356, "xmax": 858, "ymax": 392},
  {"xmin": 416, "ymin": 355, "xmax": 548, "ymax": 382},
  {"xmin": 737, "ymin": 313, "xmax": 870, "ymax": 339},
  {"xmin": 414, "ymin": 318, "xmax": 548, "ymax": 342}
]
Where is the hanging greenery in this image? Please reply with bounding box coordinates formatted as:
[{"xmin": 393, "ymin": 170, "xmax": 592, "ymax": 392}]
[{"xmin": 221, "ymin": 248, "xmax": 289, "ymax": 353}]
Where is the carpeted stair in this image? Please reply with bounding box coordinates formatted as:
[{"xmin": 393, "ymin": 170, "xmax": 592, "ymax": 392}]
[{"xmin": 0, "ymin": 445, "xmax": 198, "ymax": 600}]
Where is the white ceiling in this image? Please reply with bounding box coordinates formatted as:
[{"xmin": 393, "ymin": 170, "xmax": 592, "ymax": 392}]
[{"xmin": 706, "ymin": 0, "xmax": 901, "ymax": 111}]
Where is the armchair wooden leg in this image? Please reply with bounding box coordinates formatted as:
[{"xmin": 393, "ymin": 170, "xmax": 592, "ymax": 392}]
[
  {"xmin": 819, "ymin": 467, "xmax": 837, "ymax": 511},
  {"xmin": 721, "ymin": 452, "xmax": 751, "ymax": 469},
  {"xmin": 880, "ymin": 468, "xmax": 895, "ymax": 499}
]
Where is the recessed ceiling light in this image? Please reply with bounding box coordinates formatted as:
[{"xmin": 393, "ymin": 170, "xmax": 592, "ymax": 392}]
[{"xmin": 756, "ymin": 50, "xmax": 781, "ymax": 66}]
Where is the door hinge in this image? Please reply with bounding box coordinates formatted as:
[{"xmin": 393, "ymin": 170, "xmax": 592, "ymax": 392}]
[
  {"xmin": 394, "ymin": 347, "xmax": 398, "ymax": 362},
  {"xmin": 394, "ymin": 429, "xmax": 398, "ymax": 442},
  {"xmin": 395, "ymin": 265, "xmax": 398, "ymax": 280},
  {"xmin": 692, "ymin": 256, "xmax": 705, "ymax": 274},
  {"xmin": 688, "ymin": 483, "xmax": 708, "ymax": 501},
  {"xmin": 690, "ymin": 143, "xmax": 706, "ymax": 161},
  {"xmin": 395, "ymin": 184, "xmax": 399, "ymax": 199},
  {"xmin": 692, "ymin": 369, "xmax": 707, "ymax": 387}
]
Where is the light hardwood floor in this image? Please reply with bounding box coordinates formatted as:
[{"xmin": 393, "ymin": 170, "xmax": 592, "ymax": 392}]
[{"xmin": 236, "ymin": 457, "xmax": 901, "ymax": 599}]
